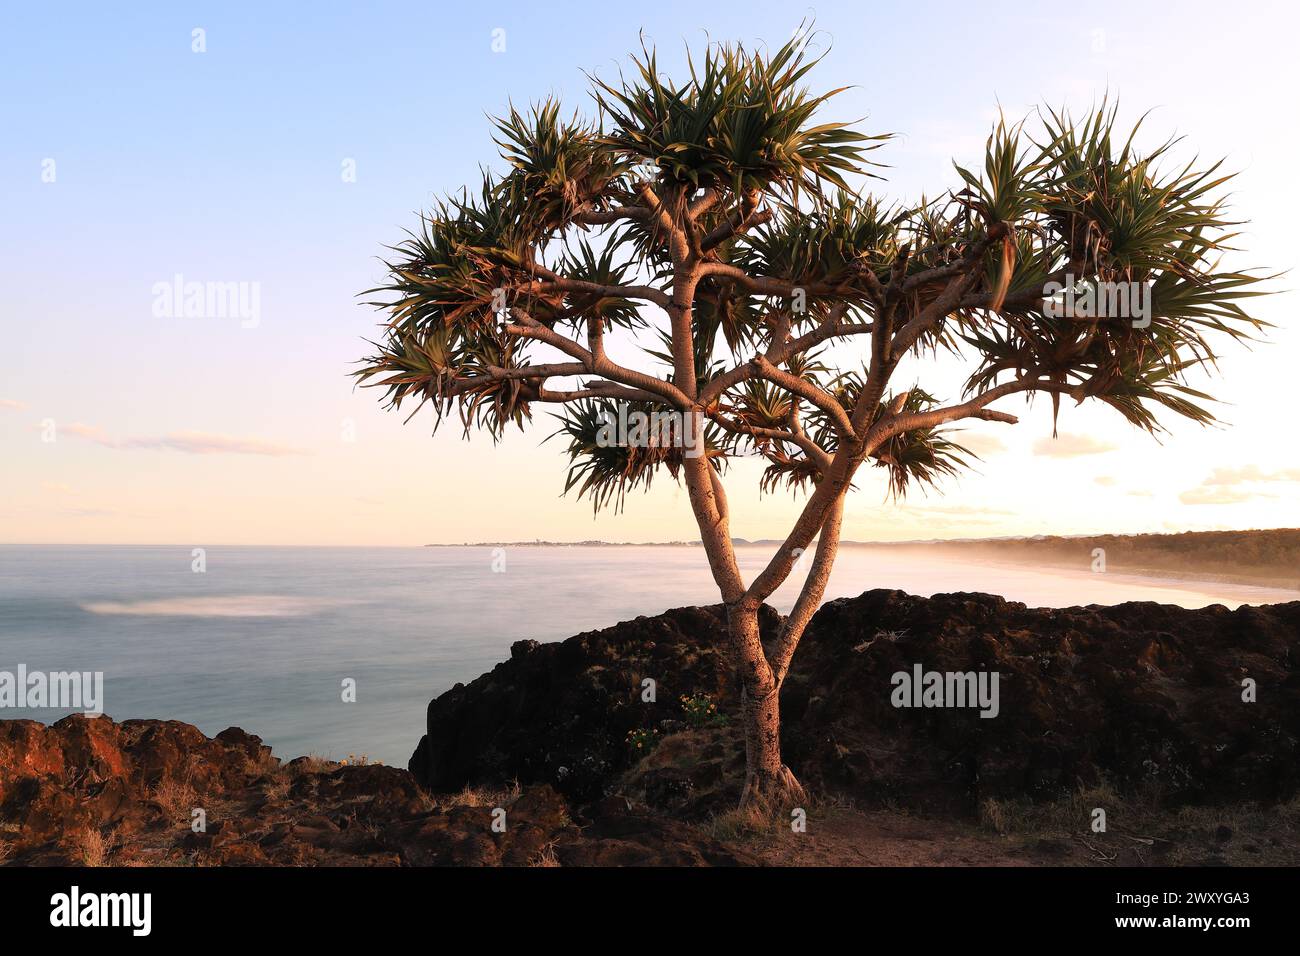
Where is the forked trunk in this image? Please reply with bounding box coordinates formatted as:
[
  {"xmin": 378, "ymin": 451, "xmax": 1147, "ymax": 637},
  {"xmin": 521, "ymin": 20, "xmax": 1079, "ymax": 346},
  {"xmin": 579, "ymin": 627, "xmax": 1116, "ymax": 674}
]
[{"xmin": 683, "ymin": 455, "xmax": 841, "ymax": 810}]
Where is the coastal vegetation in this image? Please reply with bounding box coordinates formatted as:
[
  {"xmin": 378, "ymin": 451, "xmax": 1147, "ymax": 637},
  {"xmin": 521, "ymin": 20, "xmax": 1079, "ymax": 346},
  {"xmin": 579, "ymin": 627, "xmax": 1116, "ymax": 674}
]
[{"xmin": 358, "ymin": 29, "xmax": 1269, "ymax": 805}]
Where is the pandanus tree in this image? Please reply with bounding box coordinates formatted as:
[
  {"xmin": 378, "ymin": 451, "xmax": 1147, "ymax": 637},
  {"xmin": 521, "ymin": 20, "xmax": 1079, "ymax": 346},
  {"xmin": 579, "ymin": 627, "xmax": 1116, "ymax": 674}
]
[{"xmin": 356, "ymin": 34, "xmax": 1267, "ymax": 806}]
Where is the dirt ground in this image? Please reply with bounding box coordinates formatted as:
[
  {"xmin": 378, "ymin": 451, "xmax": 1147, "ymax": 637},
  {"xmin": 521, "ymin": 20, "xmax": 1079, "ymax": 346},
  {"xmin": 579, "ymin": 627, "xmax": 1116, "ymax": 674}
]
[{"xmin": 715, "ymin": 796, "xmax": 1300, "ymax": 867}]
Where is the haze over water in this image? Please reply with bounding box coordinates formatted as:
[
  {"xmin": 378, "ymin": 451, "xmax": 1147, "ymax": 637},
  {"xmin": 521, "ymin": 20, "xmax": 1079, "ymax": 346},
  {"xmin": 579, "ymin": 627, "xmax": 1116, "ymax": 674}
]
[{"xmin": 1, "ymin": 544, "xmax": 1294, "ymax": 767}]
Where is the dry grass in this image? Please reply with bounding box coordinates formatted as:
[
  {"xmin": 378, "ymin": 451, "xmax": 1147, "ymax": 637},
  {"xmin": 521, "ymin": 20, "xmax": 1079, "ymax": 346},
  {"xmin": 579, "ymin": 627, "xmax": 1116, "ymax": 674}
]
[
  {"xmin": 976, "ymin": 782, "xmax": 1300, "ymax": 865},
  {"xmin": 246, "ymin": 749, "xmax": 281, "ymax": 778},
  {"xmin": 262, "ymin": 773, "xmax": 291, "ymax": 801},
  {"xmin": 705, "ymin": 793, "xmax": 797, "ymax": 843},
  {"xmin": 290, "ymin": 754, "xmax": 337, "ymax": 776},
  {"xmin": 853, "ymin": 628, "xmax": 907, "ymax": 653},
  {"xmin": 699, "ymin": 767, "xmax": 863, "ymax": 844},
  {"xmin": 528, "ymin": 841, "xmax": 561, "ymax": 867},
  {"xmin": 0, "ymin": 839, "xmax": 12, "ymax": 866},
  {"xmin": 979, "ymin": 797, "xmax": 1012, "ymax": 836},
  {"xmin": 978, "ymin": 779, "xmax": 1125, "ymax": 837},
  {"xmin": 438, "ymin": 780, "xmax": 522, "ymax": 810},
  {"xmin": 69, "ymin": 827, "xmax": 111, "ymax": 867},
  {"xmin": 152, "ymin": 776, "xmax": 198, "ymax": 820}
]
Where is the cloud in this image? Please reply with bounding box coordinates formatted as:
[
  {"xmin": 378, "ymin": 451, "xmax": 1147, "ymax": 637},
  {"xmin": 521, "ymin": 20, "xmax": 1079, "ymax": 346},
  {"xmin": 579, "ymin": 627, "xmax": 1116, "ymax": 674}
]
[
  {"xmin": 909, "ymin": 503, "xmax": 1016, "ymax": 517},
  {"xmin": 56, "ymin": 423, "xmax": 115, "ymax": 445},
  {"xmin": 1179, "ymin": 463, "xmax": 1300, "ymax": 505},
  {"xmin": 51, "ymin": 423, "xmax": 305, "ymax": 457},
  {"xmin": 958, "ymin": 433, "xmax": 1008, "ymax": 457},
  {"xmin": 42, "ymin": 482, "xmax": 76, "ymax": 495},
  {"xmin": 1203, "ymin": 465, "xmax": 1300, "ymax": 486},
  {"xmin": 0, "ymin": 399, "xmax": 26, "ymax": 411},
  {"xmin": 1032, "ymin": 433, "xmax": 1118, "ymax": 458},
  {"xmin": 118, "ymin": 431, "xmax": 305, "ymax": 456},
  {"xmin": 1178, "ymin": 486, "xmax": 1266, "ymax": 506},
  {"xmin": 1094, "ymin": 476, "xmax": 1117, "ymax": 487}
]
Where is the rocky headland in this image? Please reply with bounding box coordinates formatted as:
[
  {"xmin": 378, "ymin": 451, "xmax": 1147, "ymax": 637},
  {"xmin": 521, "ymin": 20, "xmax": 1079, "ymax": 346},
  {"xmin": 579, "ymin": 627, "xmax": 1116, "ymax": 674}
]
[{"xmin": 4, "ymin": 589, "xmax": 1300, "ymax": 866}]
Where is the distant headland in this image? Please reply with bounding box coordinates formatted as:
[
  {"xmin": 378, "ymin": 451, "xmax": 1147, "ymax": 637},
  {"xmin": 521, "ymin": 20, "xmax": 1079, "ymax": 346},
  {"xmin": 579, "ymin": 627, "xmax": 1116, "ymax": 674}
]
[{"xmin": 428, "ymin": 529, "xmax": 1300, "ymax": 591}]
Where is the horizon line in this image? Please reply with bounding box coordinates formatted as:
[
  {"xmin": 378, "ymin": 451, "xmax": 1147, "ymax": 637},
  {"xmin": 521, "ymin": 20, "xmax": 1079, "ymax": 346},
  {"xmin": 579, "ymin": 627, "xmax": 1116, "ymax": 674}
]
[{"xmin": 1, "ymin": 527, "xmax": 1293, "ymax": 549}]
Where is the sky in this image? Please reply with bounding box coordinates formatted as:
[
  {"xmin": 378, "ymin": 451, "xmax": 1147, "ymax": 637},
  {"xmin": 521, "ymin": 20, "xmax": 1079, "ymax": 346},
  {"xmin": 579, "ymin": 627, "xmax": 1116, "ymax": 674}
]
[{"xmin": 1, "ymin": 0, "xmax": 1297, "ymax": 546}]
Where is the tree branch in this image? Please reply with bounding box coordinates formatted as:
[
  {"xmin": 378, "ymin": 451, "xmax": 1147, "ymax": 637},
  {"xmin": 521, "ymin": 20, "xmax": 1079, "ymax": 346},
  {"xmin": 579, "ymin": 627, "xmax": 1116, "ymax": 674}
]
[
  {"xmin": 871, "ymin": 378, "xmax": 1073, "ymax": 439},
  {"xmin": 503, "ymin": 308, "xmax": 691, "ymax": 407},
  {"xmin": 519, "ymin": 277, "xmax": 671, "ymax": 311},
  {"xmin": 750, "ymin": 356, "xmax": 856, "ymax": 438},
  {"xmin": 890, "ymin": 226, "xmax": 1008, "ymax": 356},
  {"xmin": 572, "ymin": 204, "xmax": 650, "ymax": 227},
  {"xmin": 771, "ymin": 493, "xmax": 844, "ymax": 685},
  {"xmin": 709, "ymin": 414, "xmax": 832, "ymax": 472},
  {"xmin": 701, "ymin": 207, "xmax": 774, "ymax": 252}
]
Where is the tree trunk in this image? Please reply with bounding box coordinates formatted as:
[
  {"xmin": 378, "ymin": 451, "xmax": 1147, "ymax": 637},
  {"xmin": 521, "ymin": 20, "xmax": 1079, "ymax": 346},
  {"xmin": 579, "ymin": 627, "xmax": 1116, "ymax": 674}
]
[
  {"xmin": 728, "ymin": 602, "xmax": 806, "ymax": 808},
  {"xmin": 738, "ymin": 683, "xmax": 806, "ymax": 807}
]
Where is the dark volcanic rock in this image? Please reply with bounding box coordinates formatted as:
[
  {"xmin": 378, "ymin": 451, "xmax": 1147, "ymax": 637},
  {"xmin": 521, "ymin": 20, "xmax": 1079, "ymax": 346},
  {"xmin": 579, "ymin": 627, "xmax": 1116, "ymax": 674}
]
[
  {"xmin": 0, "ymin": 716, "xmax": 756, "ymax": 867},
  {"xmin": 785, "ymin": 590, "xmax": 1300, "ymax": 810},
  {"xmin": 409, "ymin": 589, "xmax": 1300, "ymax": 812},
  {"xmin": 409, "ymin": 604, "xmax": 781, "ymax": 800},
  {"xmin": 0, "ymin": 716, "xmax": 274, "ymax": 847}
]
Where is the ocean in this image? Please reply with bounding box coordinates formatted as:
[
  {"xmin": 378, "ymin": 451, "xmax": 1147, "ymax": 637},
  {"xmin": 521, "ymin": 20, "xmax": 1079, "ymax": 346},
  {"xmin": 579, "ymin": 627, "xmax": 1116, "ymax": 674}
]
[{"xmin": 1, "ymin": 544, "xmax": 1294, "ymax": 768}]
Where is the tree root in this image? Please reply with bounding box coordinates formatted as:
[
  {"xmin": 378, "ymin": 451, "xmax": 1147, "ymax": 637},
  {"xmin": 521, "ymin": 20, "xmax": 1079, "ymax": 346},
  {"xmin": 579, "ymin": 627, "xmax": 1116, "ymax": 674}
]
[{"xmin": 739, "ymin": 763, "xmax": 808, "ymax": 811}]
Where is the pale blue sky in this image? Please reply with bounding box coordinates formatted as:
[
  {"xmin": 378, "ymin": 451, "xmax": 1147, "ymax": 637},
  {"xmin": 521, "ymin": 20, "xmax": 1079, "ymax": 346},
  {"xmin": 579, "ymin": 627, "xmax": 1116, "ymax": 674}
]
[{"xmin": 2, "ymin": 1, "xmax": 1297, "ymax": 544}]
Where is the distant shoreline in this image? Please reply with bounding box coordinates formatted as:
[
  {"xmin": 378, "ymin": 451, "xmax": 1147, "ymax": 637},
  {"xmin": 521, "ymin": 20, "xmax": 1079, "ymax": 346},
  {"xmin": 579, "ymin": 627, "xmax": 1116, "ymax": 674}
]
[
  {"xmin": 427, "ymin": 527, "xmax": 1299, "ymax": 549},
  {"xmin": 428, "ymin": 529, "xmax": 1300, "ymax": 593}
]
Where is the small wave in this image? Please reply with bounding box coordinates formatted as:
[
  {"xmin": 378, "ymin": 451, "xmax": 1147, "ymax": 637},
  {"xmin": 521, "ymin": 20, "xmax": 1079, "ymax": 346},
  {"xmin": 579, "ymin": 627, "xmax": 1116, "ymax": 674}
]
[{"xmin": 80, "ymin": 595, "xmax": 358, "ymax": 618}]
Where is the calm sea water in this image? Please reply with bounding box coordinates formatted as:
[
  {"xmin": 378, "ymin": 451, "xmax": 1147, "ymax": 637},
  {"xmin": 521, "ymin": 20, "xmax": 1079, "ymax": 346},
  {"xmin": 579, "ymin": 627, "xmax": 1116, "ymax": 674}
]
[{"xmin": 1, "ymin": 544, "xmax": 1294, "ymax": 767}]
